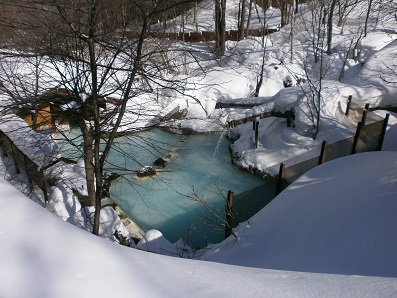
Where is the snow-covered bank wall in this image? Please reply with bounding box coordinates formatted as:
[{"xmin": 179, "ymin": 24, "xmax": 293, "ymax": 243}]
[{"xmin": 0, "ymin": 114, "xmax": 61, "ymax": 202}]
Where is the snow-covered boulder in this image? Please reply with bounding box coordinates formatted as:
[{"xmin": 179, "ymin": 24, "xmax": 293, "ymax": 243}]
[
  {"xmin": 137, "ymin": 229, "xmax": 193, "ymax": 257},
  {"xmin": 67, "ymin": 206, "xmax": 131, "ymax": 245}
]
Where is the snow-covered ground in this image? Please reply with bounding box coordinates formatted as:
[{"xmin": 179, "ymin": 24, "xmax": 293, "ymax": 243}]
[
  {"xmin": 1, "ymin": 152, "xmax": 397, "ymax": 297},
  {"xmin": 1, "ymin": 0, "xmax": 397, "ymax": 296}
]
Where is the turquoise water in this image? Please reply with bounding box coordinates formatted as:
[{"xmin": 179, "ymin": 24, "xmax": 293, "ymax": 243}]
[
  {"xmin": 107, "ymin": 129, "xmax": 267, "ymax": 248},
  {"xmin": 56, "ymin": 127, "xmax": 269, "ymax": 248}
]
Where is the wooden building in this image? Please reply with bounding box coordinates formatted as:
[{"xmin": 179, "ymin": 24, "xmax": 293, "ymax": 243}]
[{"xmin": 17, "ymin": 89, "xmax": 76, "ymax": 132}]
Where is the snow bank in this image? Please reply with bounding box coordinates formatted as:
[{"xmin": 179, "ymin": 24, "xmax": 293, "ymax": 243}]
[
  {"xmin": 203, "ymin": 151, "xmax": 397, "ymax": 278},
  {"xmin": 1, "ymin": 176, "xmax": 396, "ymax": 297},
  {"xmin": 137, "ymin": 229, "xmax": 193, "ymax": 257},
  {"xmin": 351, "ymin": 39, "xmax": 397, "ymax": 103},
  {"xmin": 68, "ymin": 205, "xmax": 131, "ymax": 244}
]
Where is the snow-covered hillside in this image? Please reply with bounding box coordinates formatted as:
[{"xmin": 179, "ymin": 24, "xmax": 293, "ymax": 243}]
[{"xmin": 1, "ymin": 0, "xmax": 397, "ymax": 296}]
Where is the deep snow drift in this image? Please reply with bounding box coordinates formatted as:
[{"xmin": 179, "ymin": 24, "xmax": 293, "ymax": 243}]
[
  {"xmin": 202, "ymin": 151, "xmax": 397, "ymax": 278},
  {"xmin": 1, "ymin": 152, "xmax": 397, "ymax": 297}
]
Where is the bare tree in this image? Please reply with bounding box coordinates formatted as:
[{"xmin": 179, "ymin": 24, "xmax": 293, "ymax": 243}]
[
  {"xmin": 0, "ymin": 0, "xmax": 196, "ymax": 236},
  {"xmin": 326, "ymin": 0, "xmax": 337, "ymax": 55},
  {"xmin": 215, "ymin": 0, "xmax": 226, "ymax": 58},
  {"xmin": 363, "ymin": 0, "xmax": 374, "ymax": 37},
  {"xmin": 238, "ymin": 0, "xmax": 247, "ymax": 41},
  {"xmin": 245, "ymin": 0, "xmax": 254, "ymax": 36},
  {"xmin": 286, "ymin": 0, "xmax": 333, "ymax": 138},
  {"xmin": 336, "ymin": 0, "xmax": 362, "ymax": 28},
  {"xmin": 338, "ymin": 32, "xmax": 363, "ymax": 81},
  {"xmin": 290, "ymin": 0, "xmax": 296, "ymax": 63},
  {"xmin": 253, "ymin": 0, "xmax": 271, "ymax": 97},
  {"xmin": 299, "ymin": 0, "xmax": 327, "ymax": 63}
]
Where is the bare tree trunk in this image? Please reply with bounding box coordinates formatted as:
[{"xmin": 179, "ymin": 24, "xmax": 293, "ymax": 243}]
[
  {"xmin": 326, "ymin": 0, "xmax": 337, "ymax": 55},
  {"xmin": 364, "ymin": 0, "xmax": 373, "ymax": 37},
  {"xmin": 80, "ymin": 122, "xmax": 96, "ymax": 207},
  {"xmin": 280, "ymin": 1, "xmax": 286, "ymax": 27},
  {"xmin": 215, "ymin": 0, "xmax": 226, "ymax": 58},
  {"xmin": 246, "ymin": 0, "xmax": 253, "ymax": 36},
  {"xmin": 255, "ymin": 33, "xmax": 269, "ymax": 97},
  {"xmin": 194, "ymin": 2, "xmax": 198, "ymax": 32},
  {"xmin": 163, "ymin": 13, "xmax": 167, "ymax": 32},
  {"xmin": 280, "ymin": 0, "xmax": 288, "ymax": 27},
  {"xmin": 290, "ymin": 0, "xmax": 296, "ymax": 63},
  {"xmin": 238, "ymin": 0, "xmax": 246, "ymax": 40}
]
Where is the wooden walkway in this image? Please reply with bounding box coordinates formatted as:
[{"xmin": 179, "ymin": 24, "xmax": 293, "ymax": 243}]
[{"xmin": 214, "ymin": 97, "xmax": 294, "ymax": 128}]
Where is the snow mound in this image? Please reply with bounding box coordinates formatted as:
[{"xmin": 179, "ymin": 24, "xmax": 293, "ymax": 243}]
[
  {"xmin": 203, "ymin": 151, "xmax": 397, "ymax": 278},
  {"xmin": 352, "ymin": 39, "xmax": 397, "ymax": 103},
  {"xmin": 1, "ymin": 175, "xmax": 396, "ymax": 297},
  {"xmin": 68, "ymin": 205, "xmax": 131, "ymax": 244},
  {"xmin": 137, "ymin": 229, "xmax": 193, "ymax": 257}
]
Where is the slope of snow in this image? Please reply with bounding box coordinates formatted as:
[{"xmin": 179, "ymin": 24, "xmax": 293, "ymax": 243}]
[
  {"xmin": 0, "ymin": 171, "xmax": 396, "ymax": 297},
  {"xmin": 202, "ymin": 151, "xmax": 397, "ymax": 278},
  {"xmin": 346, "ymin": 39, "xmax": 397, "ymax": 103}
]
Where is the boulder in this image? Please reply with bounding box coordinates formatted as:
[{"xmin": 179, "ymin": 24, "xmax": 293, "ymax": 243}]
[
  {"xmin": 137, "ymin": 166, "xmax": 156, "ymax": 178},
  {"xmin": 153, "ymin": 157, "xmax": 167, "ymax": 168}
]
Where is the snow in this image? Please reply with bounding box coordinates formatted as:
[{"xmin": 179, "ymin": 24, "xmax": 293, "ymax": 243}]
[
  {"xmin": 346, "ymin": 39, "xmax": 397, "ymax": 103},
  {"xmin": 0, "ymin": 114, "xmax": 59, "ymax": 168},
  {"xmin": 202, "ymin": 151, "xmax": 397, "ymax": 277},
  {"xmin": 1, "ymin": 167, "xmax": 397, "ymax": 297},
  {"xmin": 151, "ymin": 0, "xmax": 281, "ymax": 33},
  {"xmin": 1, "ymin": 0, "xmax": 397, "ymax": 296}
]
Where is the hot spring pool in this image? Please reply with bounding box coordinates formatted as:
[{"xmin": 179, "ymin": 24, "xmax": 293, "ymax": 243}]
[{"xmin": 58, "ymin": 127, "xmax": 272, "ymax": 248}]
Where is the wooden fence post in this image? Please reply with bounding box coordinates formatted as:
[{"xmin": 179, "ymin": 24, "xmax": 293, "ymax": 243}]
[
  {"xmin": 11, "ymin": 144, "xmax": 20, "ymax": 174},
  {"xmin": 345, "ymin": 95, "xmax": 352, "ymax": 116},
  {"xmin": 361, "ymin": 103, "xmax": 369, "ymax": 127},
  {"xmin": 351, "ymin": 121, "xmax": 362, "ymax": 154},
  {"xmin": 225, "ymin": 190, "xmax": 234, "ymax": 239},
  {"xmin": 40, "ymin": 170, "xmax": 49, "ymax": 204},
  {"xmin": 24, "ymin": 155, "xmax": 34, "ymax": 192},
  {"xmin": 275, "ymin": 163, "xmax": 285, "ymax": 196},
  {"xmin": 0, "ymin": 133, "xmax": 5, "ymax": 158},
  {"xmin": 286, "ymin": 110, "xmax": 292, "ymax": 127},
  {"xmin": 254, "ymin": 121, "xmax": 259, "ymax": 149},
  {"xmin": 377, "ymin": 113, "xmax": 390, "ymax": 151},
  {"xmin": 318, "ymin": 140, "xmax": 327, "ymax": 165}
]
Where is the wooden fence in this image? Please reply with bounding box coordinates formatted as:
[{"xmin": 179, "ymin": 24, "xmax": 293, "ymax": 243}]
[
  {"xmin": 125, "ymin": 28, "xmax": 279, "ymax": 43},
  {"xmin": 224, "ymin": 96, "xmax": 390, "ymax": 236},
  {"xmin": 0, "ymin": 130, "xmax": 49, "ymax": 203},
  {"xmin": 275, "ymin": 98, "xmax": 389, "ymax": 193}
]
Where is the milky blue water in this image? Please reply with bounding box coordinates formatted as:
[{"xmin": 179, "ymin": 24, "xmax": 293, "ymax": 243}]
[
  {"xmin": 57, "ymin": 127, "xmax": 268, "ymax": 248},
  {"xmin": 107, "ymin": 128, "xmax": 267, "ymax": 248}
]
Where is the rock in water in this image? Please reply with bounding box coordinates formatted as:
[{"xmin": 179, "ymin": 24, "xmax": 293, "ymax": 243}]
[
  {"xmin": 137, "ymin": 166, "xmax": 156, "ymax": 178},
  {"xmin": 153, "ymin": 157, "xmax": 167, "ymax": 168}
]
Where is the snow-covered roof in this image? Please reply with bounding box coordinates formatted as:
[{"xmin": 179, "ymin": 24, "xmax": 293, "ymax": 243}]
[{"xmin": 0, "ymin": 114, "xmax": 59, "ymax": 168}]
